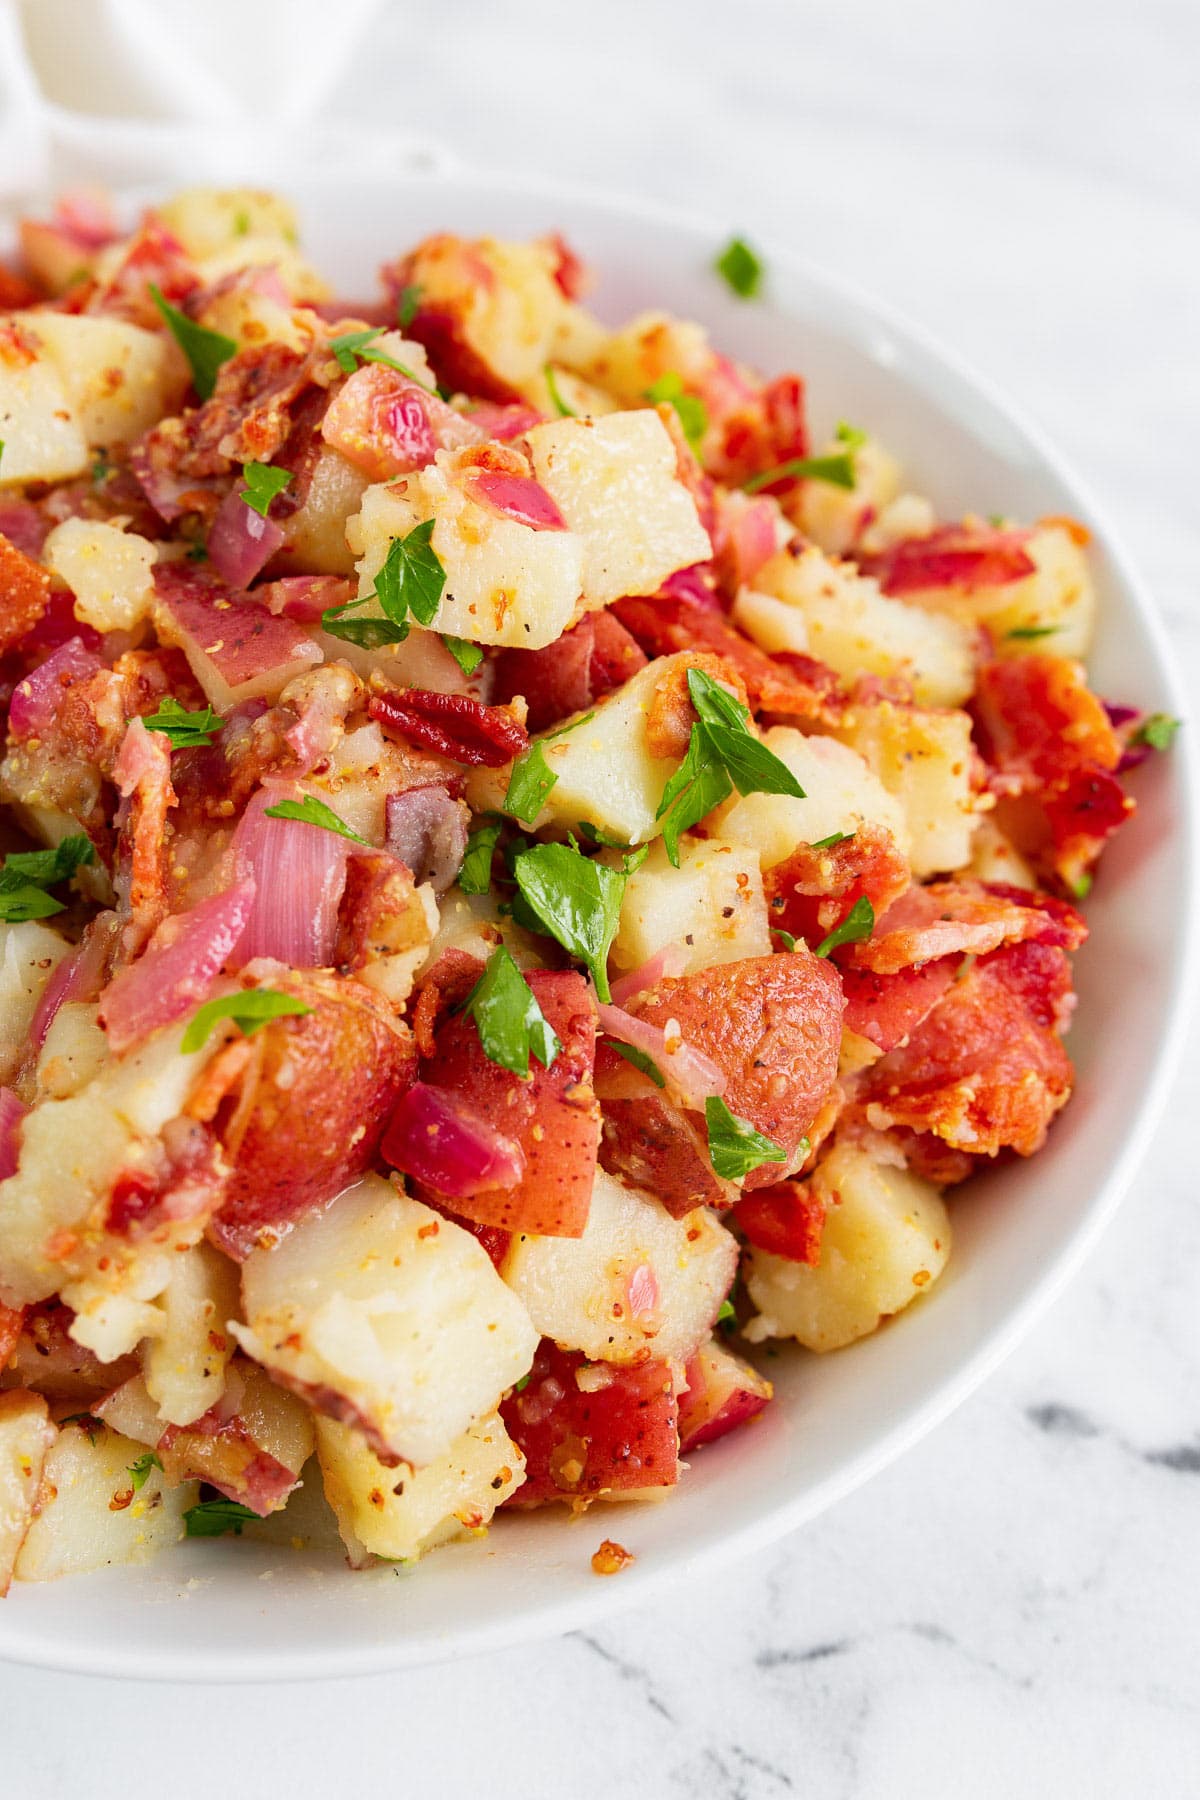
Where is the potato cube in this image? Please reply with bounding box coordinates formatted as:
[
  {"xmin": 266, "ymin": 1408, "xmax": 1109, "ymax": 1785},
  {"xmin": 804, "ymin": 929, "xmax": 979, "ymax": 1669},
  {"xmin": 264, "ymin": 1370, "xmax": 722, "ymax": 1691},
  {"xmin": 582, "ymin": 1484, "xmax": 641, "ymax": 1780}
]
[
  {"xmin": 0, "ymin": 1391, "xmax": 55, "ymax": 1595},
  {"xmin": 526, "ymin": 411, "xmax": 711, "ymax": 608},
  {"xmin": 900, "ymin": 524, "xmax": 1097, "ymax": 661},
  {"xmin": 43, "ymin": 518, "xmax": 157, "ymax": 633},
  {"xmin": 611, "ymin": 835, "xmax": 771, "ymax": 976},
  {"xmin": 0, "ymin": 919, "xmax": 70, "ymax": 1086},
  {"xmin": 825, "ymin": 701, "xmax": 976, "ymax": 877},
  {"xmin": 142, "ymin": 1243, "xmax": 241, "ymax": 1428},
  {"xmin": 234, "ymin": 1175, "xmax": 537, "ymax": 1467},
  {"xmin": 501, "ymin": 1166, "xmax": 737, "ymax": 1365},
  {"xmin": 743, "ymin": 1142, "xmax": 951, "ymax": 1352},
  {"xmin": 716, "ymin": 725, "xmax": 910, "ymax": 868},
  {"xmin": 0, "ymin": 324, "xmax": 87, "ymax": 486},
  {"xmin": 155, "ymin": 187, "xmax": 300, "ymax": 259},
  {"xmin": 789, "ymin": 436, "xmax": 902, "ymax": 556},
  {"xmin": 26, "ymin": 312, "xmax": 188, "ymax": 448}
]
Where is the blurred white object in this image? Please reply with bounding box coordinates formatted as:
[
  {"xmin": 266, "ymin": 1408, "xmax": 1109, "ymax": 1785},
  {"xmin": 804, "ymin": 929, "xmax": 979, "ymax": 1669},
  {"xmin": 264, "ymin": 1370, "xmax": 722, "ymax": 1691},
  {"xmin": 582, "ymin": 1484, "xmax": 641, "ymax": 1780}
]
[{"xmin": 0, "ymin": 0, "xmax": 446, "ymax": 205}]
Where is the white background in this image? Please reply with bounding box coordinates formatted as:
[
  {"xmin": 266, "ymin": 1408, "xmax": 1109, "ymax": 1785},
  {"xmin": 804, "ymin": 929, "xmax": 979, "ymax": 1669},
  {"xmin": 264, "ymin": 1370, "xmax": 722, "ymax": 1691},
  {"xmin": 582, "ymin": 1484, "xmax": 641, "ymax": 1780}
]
[{"xmin": 3, "ymin": 3, "xmax": 1200, "ymax": 1794}]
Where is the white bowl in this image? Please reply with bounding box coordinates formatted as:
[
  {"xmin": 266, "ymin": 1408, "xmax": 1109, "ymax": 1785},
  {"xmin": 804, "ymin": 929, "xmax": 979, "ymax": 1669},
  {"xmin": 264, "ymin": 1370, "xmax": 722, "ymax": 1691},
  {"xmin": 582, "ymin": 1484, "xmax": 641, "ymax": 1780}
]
[{"xmin": 0, "ymin": 171, "xmax": 1194, "ymax": 1681}]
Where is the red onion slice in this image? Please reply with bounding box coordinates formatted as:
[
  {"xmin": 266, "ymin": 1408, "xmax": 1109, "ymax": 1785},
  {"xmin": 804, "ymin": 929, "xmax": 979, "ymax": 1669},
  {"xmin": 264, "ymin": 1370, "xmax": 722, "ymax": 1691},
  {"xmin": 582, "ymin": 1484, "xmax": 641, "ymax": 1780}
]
[
  {"xmin": 609, "ymin": 945, "xmax": 687, "ymax": 1007},
  {"xmin": 463, "ymin": 470, "xmax": 567, "ymax": 531},
  {"xmin": 99, "ymin": 879, "xmax": 257, "ymax": 1053},
  {"xmin": 381, "ymin": 1081, "xmax": 526, "ymax": 1197},
  {"xmin": 231, "ymin": 784, "xmax": 351, "ymax": 969},
  {"xmin": 8, "ymin": 637, "xmax": 102, "ymax": 738},
  {"xmin": 596, "ymin": 1002, "xmax": 727, "ymax": 1110},
  {"xmin": 207, "ymin": 487, "xmax": 286, "ymax": 588}
]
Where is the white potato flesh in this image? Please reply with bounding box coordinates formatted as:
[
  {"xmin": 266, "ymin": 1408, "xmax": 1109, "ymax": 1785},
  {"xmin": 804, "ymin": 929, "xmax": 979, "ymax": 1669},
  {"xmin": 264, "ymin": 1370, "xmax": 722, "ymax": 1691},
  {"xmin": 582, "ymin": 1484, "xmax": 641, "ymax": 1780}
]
[
  {"xmin": 0, "ymin": 1391, "xmax": 55, "ymax": 1596},
  {"xmin": 827, "ymin": 702, "xmax": 976, "ymax": 877},
  {"xmin": 155, "ymin": 187, "xmax": 299, "ymax": 259},
  {"xmin": 34, "ymin": 1002, "xmax": 108, "ymax": 1101},
  {"xmin": 26, "ymin": 313, "xmax": 188, "ymax": 448},
  {"xmin": 611, "ymin": 836, "xmax": 771, "ymax": 976},
  {"xmin": 716, "ymin": 726, "xmax": 910, "ymax": 868},
  {"xmin": 578, "ymin": 310, "xmax": 715, "ymax": 408},
  {"xmin": 0, "ymin": 1022, "xmax": 221, "ymax": 1356},
  {"xmin": 317, "ymin": 1411, "xmax": 524, "ymax": 1565},
  {"xmin": 234, "ymin": 1176, "xmax": 537, "ymax": 1468},
  {"xmin": 406, "ymin": 236, "xmax": 586, "ymax": 398},
  {"xmin": 743, "ymin": 1142, "xmax": 951, "ymax": 1353},
  {"xmin": 0, "ymin": 919, "xmax": 70, "ymax": 1086},
  {"xmin": 966, "ymin": 815, "xmax": 1037, "ymax": 890},
  {"xmin": 242, "ymin": 1457, "xmax": 346, "ymax": 1556},
  {"xmin": 858, "ymin": 491, "xmax": 938, "ymax": 556},
  {"xmin": 789, "ymin": 437, "xmax": 902, "ymax": 556},
  {"xmin": 526, "ymin": 411, "xmax": 711, "ymax": 608},
  {"xmin": 900, "ymin": 524, "xmax": 1097, "ymax": 660},
  {"xmin": 731, "ymin": 587, "xmax": 811, "ymax": 657},
  {"xmin": 195, "ymin": 284, "xmax": 314, "ymax": 355},
  {"xmin": 751, "ymin": 543, "xmax": 976, "ymax": 708},
  {"xmin": 421, "ymin": 886, "xmax": 544, "ymax": 975},
  {"xmin": 43, "ymin": 517, "xmax": 157, "ymax": 632},
  {"xmin": 13, "ymin": 1417, "xmax": 194, "ymax": 1582},
  {"xmin": 501, "ymin": 1167, "xmax": 737, "ymax": 1365},
  {"xmin": 0, "ymin": 329, "xmax": 88, "ymax": 486},
  {"xmin": 194, "ymin": 237, "xmax": 328, "ymax": 303},
  {"xmin": 275, "ymin": 446, "xmax": 368, "ymax": 576},
  {"xmin": 142, "ymin": 1242, "xmax": 241, "ymax": 1427},
  {"xmin": 347, "ymin": 465, "xmax": 585, "ymax": 650},
  {"xmin": 466, "ymin": 652, "xmax": 696, "ymax": 845}
]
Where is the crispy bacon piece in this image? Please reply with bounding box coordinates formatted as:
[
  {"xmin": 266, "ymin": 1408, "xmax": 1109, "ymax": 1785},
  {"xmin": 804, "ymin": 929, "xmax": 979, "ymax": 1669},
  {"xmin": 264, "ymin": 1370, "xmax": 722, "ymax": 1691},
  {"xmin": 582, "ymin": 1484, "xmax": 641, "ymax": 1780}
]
[
  {"xmin": 542, "ymin": 231, "xmax": 591, "ymax": 302},
  {"xmin": 491, "ymin": 611, "xmax": 648, "ymax": 732},
  {"xmin": 0, "ymin": 262, "xmax": 40, "ymax": 308},
  {"xmin": 765, "ymin": 823, "xmax": 910, "ymax": 947},
  {"xmin": 0, "ymin": 531, "xmax": 51, "ymax": 656},
  {"xmin": 734, "ymin": 1178, "xmax": 826, "ymax": 1265},
  {"xmin": 857, "ymin": 940, "xmax": 1075, "ymax": 1159},
  {"xmin": 419, "ymin": 970, "xmax": 601, "ymax": 1237},
  {"xmin": 333, "ymin": 850, "xmax": 429, "ymax": 976},
  {"xmin": 368, "ymin": 687, "xmax": 528, "ymax": 767},
  {"xmin": 104, "ymin": 1120, "xmax": 225, "ymax": 1240},
  {"xmin": 850, "ymin": 879, "xmax": 1087, "ymax": 976},
  {"xmin": 628, "ymin": 953, "xmax": 844, "ymax": 1187},
  {"xmin": 705, "ymin": 371, "xmax": 810, "ymax": 490},
  {"xmin": 500, "ymin": 1340, "xmax": 679, "ymax": 1506},
  {"xmin": 0, "ymin": 1300, "xmax": 24, "ymax": 1366},
  {"xmin": 840, "ymin": 958, "xmax": 959, "ymax": 1055},
  {"xmin": 86, "ymin": 215, "xmax": 195, "ymax": 327},
  {"xmin": 595, "ymin": 1039, "xmax": 735, "ymax": 1219},
  {"xmin": 112, "ymin": 718, "xmax": 176, "ymax": 961},
  {"xmin": 862, "ymin": 523, "xmax": 1037, "ymax": 596},
  {"xmin": 613, "ymin": 594, "xmax": 844, "ymax": 724},
  {"xmin": 410, "ymin": 949, "xmax": 486, "ymax": 1059}
]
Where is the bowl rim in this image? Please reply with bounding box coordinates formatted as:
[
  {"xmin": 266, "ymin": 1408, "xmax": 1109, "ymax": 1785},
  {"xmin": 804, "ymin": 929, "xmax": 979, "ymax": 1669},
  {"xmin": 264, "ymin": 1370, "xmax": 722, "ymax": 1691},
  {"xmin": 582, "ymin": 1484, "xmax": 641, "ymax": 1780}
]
[{"xmin": 1, "ymin": 164, "xmax": 1196, "ymax": 1683}]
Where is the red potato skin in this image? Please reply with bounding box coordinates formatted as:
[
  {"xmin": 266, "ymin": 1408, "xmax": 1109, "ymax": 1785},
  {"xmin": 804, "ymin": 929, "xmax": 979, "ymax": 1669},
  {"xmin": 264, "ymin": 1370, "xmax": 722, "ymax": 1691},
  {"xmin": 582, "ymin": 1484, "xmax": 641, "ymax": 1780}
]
[
  {"xmin": 0, "ymin": 532, "xmax": 51, "ymax": 655},
  {"xmin": 678, "ymin": 1342, "xmax": 773, "ymax": 1453},
  {"xmin": 500, "ymin": 1340, "xmax": 680, "ymax": 1506},
  {"xmin": 157, "ymin": 1417, "xmax": 300, "ymax": 1515},
  {"xmin": 491, "ymin": 610, "xmax": 648, "ymax": 733},
  {"xmin": 629, "ymin": 953, "xmax": 844, "ymax": 1189},
  {"xmin": 840, "ymin": 958, "xmax": 959, "ymax": 1055},
  {"xmin": 595, "ymin": 1041, "xmax": 735, "ymax": 1219},
  {"xmin": 418, "ymin": 970, "xmax": 601, "ymax": 1237},
  {"xmin": 205, "ymin": 971, "xmax": 417, "ymax": 1259},
  {"xmin": 764, "ymin": 823, "xmax": 910, "ymax": 948},
  {"xmin": 733, "ymin": 1179, "xmax": 826, "ymax": 1265}
]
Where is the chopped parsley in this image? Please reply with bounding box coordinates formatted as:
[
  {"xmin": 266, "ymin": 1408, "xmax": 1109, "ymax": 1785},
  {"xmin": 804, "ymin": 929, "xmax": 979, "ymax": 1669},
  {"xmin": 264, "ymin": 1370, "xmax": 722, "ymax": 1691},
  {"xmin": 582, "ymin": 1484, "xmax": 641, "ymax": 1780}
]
[
  {"xmin": 322, "ymin": 520, "xmax": 446, "ymax": 647},
  {"xmin": 810, "ymin": 830, "xmax": 855, "ymax": 849},
  {"xmin": 716, "ymin": 1297, "xmax": 737, "ymax": 1328},
  {"xmin": 1130, "ymin": 712, "xmax": 1181, "ymax": 751},
  {"xmin": 183, "ymin": 1498, "xmax": 260, "ymax": 1538},
  {"xmin": 396, "ymin": 284, "xmax": 422, "ymax": 330},
  {"xmin": 814, "ymin": 895, "xmax": 875, "ymax": 958},
  {"xmin": 0, "ymin": 833, "xmax": 94, "ymax": 922},
  {"xmin": 714, "ymin": 236, "xmax": 764, "ymax": 299},
  {"xmin": 835, "ymin": 421, "xmax": 868, "ymax": 449},
  {"xmin": 742, "ymin": 451, "xmax": 857, "ymax": 495},
  {"xmin": 263, "ymin": 794, "xmax": 368, "ymax": 843},
  {"xmin": 328, "ymin": 327, "xmax": 430, "ymax": 388},
  {"xmin": 127, "ymin": 1450, "xmax": 162, "ymax": 1491},
  {"xmin": 604, "ymin": 1039, "xmax": 667, "ymax": 1088},
  {"xmin": 771, "ymin": 927, "xmax": 797, "ymax": 952},
  {"xmin": 644, "ymin": 371, "xmax": 708, "ymax": 454},
  {"xmin": 511, "ymin": 840, "xmax": 628, "ymax": 1003},
  {"xmin": 150, "ymin": 284, "xmax": 236, "ymax": 401},
  {"xmin": 544, "ymin": 364, "xmax": 576, "ymax": 417},
  {"xmin": 461, "ymin": 946, "xmax": 561, "ymax": 1077},
  {"xmin": 142, "ymin": 696, "xmax": 222, "ymax": 748},
  {"xmin": 441, "ymin": 634, "xmax": 483, "ymax": 677},
  {"xmin": 458, "ymin": 821, "xmax": 502, "ymax": 895},
  {"xmin": 181, "ymin": 990, "xmax": 312, "ymax": 1053},
  {"xmin": 1006, "ymin": 624, "xmax": 1060, "ymax": 641},
  {"xmin": 656, "ymin": 667, "xmax": 803, "ymax": 867},
  {"xmin": 705, "ymin": 1096, "xmax": 787, "ymax": 1182},
  {"xmin": 504, "ymin": 742, "xmax": 558, "ymax": 824},
  {"xmin": 239, "ymin": 461, "xmax": 293, "ymax": 518}
]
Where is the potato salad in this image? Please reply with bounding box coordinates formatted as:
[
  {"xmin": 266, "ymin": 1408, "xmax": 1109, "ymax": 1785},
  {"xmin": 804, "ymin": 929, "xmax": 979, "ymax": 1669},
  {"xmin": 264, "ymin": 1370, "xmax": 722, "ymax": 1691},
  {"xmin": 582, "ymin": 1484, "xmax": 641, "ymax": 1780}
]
[{"xmin": 0, "ymin": 188, "xmax": 1171, "ymax": 1588}]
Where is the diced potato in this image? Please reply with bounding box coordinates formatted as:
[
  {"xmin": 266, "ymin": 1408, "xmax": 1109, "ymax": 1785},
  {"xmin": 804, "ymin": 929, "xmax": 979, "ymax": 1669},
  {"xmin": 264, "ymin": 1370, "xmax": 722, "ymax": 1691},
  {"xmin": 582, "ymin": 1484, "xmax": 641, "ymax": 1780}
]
[
  {"xmin": 43, "ymin": 518, "xmax": 157, "ymax": 633},
  {"xmin": 195, "ymin": 283, "xmax": 314, "ymax": 355},
  {"xmin": 501, "ymin": 1166, "xmax": 737, "ymax": 1365},
  {"xmin": 749, "ymin": 543, "xmax": 976, "ymax": 708},
  {"xmin": 466, "ymin": 652, "xmax": 696, "ymax": 844},
  {"xmin": 534, "ymin": 364, "xmax": 619, "ymax": 419},
  {"xmin": 142, "ymin": 1243, "xmax": 241, "ymax": 1428},
  {"xmin": 743, "ymin": 1142, "xmax": 951, "ymax": 1352},
  {"xmin": 241, "ymin": 1456, "xmax": 345, "ymax": 1556},
  {"xmin": 155, "ymin": 187, "xmax": 300, "ymax": 260},
  {"xmin": 966, "ymin": 815, "xmax": 1037, "ymax": 890},
  {"xmin": 716, "ymin": 726, "xmax": 910, "ymax": 868},
  {"xmin": 0, "ymin": 920, "xmax": 70, "ymax": 1086},
  {"xmin": 234, "ymin": 1175, "xmax": 537, "ymax": 1467},
  {"xmin": 275, "ymin": 447, "xmax": 368, "ymax": 576},
  {"xmin": 526, "ymin": 411, "xmax": 711, "ymax": 608},
  {"xmin": 316, "ymin": 1411, "xmax": 524, "ymax": 1565},
  {"xmin": 0, "ymin": 1390, "xmax": 54, "ymax": 1595},
  {"xmin": 789, "ymin": 436, "xmax": 902, "ymax": 556},
  {"xmin": 13, "ymin": 1416, "xmax": 194, "ymax": 1582},
  {"xmin": 421, "ymin": 886, "xmax": 544, "ymax": 975},
  {"xmin": 858, "ymin": 491, "xmax": 938, "ymax": 556},
  {"xmin": 0, "ymin": 324, "xmax": 87, "ymax": 486},
  {"xmin": 300, "ymin": 721, "xmax": 409, "ymax": 846},
  {"xmin": 901, "ymin": 524, "xmax": 1097, "ymax": 661},
  {"xmin": 610, "ymin": 836, "xmax": 771, "ymax": 976},
  {"xmin": 347, "ymin": 464, "xmax": 585, "ymax": 651},
  {"xmin": 577, "ymin": 310, "xmax": 714, "ymax": 408},
  {"xmin": 34, "ymin": 1002, "xmax": 108, "ymax": 1101},
  {"xmin": 825, "ymin": 701, "xmax": 976, "ymax": 877},
  {"xmin": 25, "ymin": 313, "xmax": 188, "ymax": 448}
]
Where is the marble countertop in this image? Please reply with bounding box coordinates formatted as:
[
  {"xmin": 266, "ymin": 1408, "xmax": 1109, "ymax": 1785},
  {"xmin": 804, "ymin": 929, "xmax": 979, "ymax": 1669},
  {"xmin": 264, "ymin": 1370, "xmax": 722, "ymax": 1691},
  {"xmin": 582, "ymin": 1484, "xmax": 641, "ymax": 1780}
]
[{"xmin": 2, "ymin": 2, "xmax": 1198, "ymax": 1792}]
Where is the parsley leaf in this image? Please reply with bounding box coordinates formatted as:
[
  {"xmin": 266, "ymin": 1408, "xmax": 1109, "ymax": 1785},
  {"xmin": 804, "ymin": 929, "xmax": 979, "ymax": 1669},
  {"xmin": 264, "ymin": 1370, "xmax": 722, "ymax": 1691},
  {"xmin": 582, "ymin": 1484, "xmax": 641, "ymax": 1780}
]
[
  {"xmin": 511, "ymin": 840, "xmax": 627, "ymax": 1003},
  {"xmin": 810, "ymin": 830, "xmax": 854, "ymax": 849},
  {"xmin": 513, "ymin": 1372, "xmax": 532, "ymax": 1393},
  {"xmin": 743, "ymin": 451, "xmax": 857, "ymax": 495},
  {"xmin": 0, "ymin": 833, "xmax": 94, "ymax": 922},
  {"xmin": 716, "ymin": 1296, "xmax": 737, "ymax": 1327},
  {"xmin": 150, "ymin": 285, "xmax": 236, "ymax": 401},
  {"xmin": 577, "ymin": 821, "xmax": 633, "ymax": 850},
  {"xmin": 239, "ymin": 461, "xmax": 292, "ymax": 518},
  {"xmin": 142, "ymin": 696, "xmax": 222, "ymax": 748},
  {"xmin": 644, "ymin": 372, "xmax": 708, "ymax": 453},
  {"xmin": 1130, "ymin": 712, "xmax": 1181, "ymax": 751},
  {"xmin": 604, "ymin": 1039, "xmax": 666, "ymax": 1088},
  {"xmin": 263, "ymin": 794, "xmax": 368, "ymax": 843},
  {"xmin": 320, "ymin": 602, "xmax": 409, "ymax": 649},
  {"xmin": 835, "ymin": 420, "xmax": 868, "ymax": 449},
  {"xmin": 462, "ymin": 946, "xmax": 561, "ymax": 1076},
  {"xmin": 441, "ymin": 634, "xmax": 483, "ymax": 676},
  {"xmin": 181, "ymin": 990, "xmax": 313, "ymax": 1053},
  {"xmin": 128, "ymin": 1450, "xmax": 162, "ymax": 1491},
  {"xmin": 328, "ymin": 327, "xmax": 429, "ymax": 387},
  {"xmin": 772, "ymin": 927, "xmax": 797, "ymax": 951},
  {"xmin": 714, "ymin": 236, "xmax": 763, "ymax": 299},
  {"xmin": 396, "ymin": 284, "xmax": 422, "ymax": 330},
  {"xmin": 459, "ymin": 821, "xmax": 502, "ymax": 895},
  {"xmin": 544, "ymin": 364, "xmax": 576, "ymax": 417},
  {"xmin": 184, "ymin": 1498, "xmax": 260, "ymax": 1538},
  {"xmin": 705, "ymin": 1096, "xmax": 787, "ymax": 1181},
  {"xmin": 1006, "ymin": 624, "xmax": 1060, "ymax": 641},
  {"xmin": 324, "ymin": 520, "xmax": 447, "ymax": 647},
  {"xmin": 814, "ymin": 895, "xmax": 875, "ymax": 958},
  {"xmin": 504, "ymin": 742, "xmax": 558, "ymax": 824},
  {"xmin": 656, "ymin": 668, "xmax": 803, "ymax": 867},
  {"xmin": 59, "ymin": 1412, "xmax": 101, "ymax": 1443}
]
